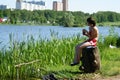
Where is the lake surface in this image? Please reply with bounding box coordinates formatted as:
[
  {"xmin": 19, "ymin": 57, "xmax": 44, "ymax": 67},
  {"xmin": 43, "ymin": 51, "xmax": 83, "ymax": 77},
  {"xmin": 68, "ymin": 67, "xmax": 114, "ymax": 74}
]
[{"xmin": 0, "ymin": 25, "xmax": 120, "ymax": 48}]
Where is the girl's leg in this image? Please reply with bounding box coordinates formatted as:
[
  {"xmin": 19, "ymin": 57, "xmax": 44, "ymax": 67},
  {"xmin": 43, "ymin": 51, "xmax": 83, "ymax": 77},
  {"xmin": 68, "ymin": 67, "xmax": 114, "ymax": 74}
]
[
  {"xmin": 71, "ymin": 41, "xmax": 91, "ymax": 66},
  {"xmin": 73, "ymin": 42, "xmax": 85, "ymax": 63}
]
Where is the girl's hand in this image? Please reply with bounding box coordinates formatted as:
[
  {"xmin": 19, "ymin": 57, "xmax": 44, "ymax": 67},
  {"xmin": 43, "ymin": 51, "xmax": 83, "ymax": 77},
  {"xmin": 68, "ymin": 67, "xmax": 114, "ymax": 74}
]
[{"xmin": 82, "ymin": 29, "xmax": 87, "ymax": 35}]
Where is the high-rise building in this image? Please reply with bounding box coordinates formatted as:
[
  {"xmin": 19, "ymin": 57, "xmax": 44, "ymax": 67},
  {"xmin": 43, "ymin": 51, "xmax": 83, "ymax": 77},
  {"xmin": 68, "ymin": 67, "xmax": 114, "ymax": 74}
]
[
  {"xmin": 0, "ymin": 5, "xmax": 8, "ymax": 10},
  {"xmin": 53, "ymin": 1, "xmax": 63, "ymax": 11},
  {"xmin": 16, "ymin": 0, "xmax": 46, "ymax": 11},
  {"xmin": 62, "ymin": 0, "xmax": 68, "ymax": 11},
  {"xmin": 53, "ymin": 0, "xmax": 68, "ymax": 11},
  {"xmin": 16, "ymin": 0, "xmax": 23, "ymax": 2}
]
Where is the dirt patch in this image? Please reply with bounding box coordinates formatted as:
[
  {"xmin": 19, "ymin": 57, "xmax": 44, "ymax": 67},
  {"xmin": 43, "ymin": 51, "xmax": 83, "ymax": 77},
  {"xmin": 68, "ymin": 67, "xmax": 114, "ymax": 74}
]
[
  {"xmin": 74, "ymin": 74, "xmax": 120, "ymax": 80},
  {"xmin": 98, "ymin": 75, "xmax": 120, "ymax": 80}
]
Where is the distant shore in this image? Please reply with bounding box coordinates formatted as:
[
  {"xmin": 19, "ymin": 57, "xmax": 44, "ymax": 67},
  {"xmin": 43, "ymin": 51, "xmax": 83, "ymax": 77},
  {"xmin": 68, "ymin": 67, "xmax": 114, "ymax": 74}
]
[
  {"xmin": 97, "ymin": 21, "xmax": 120, "ymax": 27},
  {"xmin": 0, "ymin": 22, "xmax": 54, "ymax": 26},
  {"xmin": 1, "ymin": 21, "xmax": 120, "ymax": 27}
]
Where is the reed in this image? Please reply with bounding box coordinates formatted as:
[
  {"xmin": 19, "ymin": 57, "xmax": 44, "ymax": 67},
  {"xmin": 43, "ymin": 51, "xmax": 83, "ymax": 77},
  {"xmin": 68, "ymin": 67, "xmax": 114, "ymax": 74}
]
[{"xmin": 0, "ymin": 30, "xmax": 120, "ymax": 79}]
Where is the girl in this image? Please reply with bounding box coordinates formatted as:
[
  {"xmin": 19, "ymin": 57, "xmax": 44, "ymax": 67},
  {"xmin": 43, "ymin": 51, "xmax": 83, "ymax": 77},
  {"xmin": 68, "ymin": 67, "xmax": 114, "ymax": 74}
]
[{"xmin": 71, "ymin": 17, "xmax": 99, "ymax": 66}]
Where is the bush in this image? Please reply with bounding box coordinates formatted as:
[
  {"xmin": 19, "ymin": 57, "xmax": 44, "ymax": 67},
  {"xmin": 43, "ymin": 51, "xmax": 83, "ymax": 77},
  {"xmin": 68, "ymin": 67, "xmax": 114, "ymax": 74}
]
[
  {"xmin": 116, "ymin": 37, "xmax": 120, "ymax": 47},
  {"xmin": 104, "ymin": 35, "xmax": 118, "ymax": 46},
  {"xmin": 104, "ymin": 27, "xmax": 119, "ymax": 47}
]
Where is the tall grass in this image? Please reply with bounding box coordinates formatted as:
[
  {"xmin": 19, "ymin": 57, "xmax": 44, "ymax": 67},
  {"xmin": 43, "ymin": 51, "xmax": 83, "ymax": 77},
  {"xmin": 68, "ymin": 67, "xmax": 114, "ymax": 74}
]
[{"xmin": 0, "ymin": 29, "xmax": 120, "ymax": 79}]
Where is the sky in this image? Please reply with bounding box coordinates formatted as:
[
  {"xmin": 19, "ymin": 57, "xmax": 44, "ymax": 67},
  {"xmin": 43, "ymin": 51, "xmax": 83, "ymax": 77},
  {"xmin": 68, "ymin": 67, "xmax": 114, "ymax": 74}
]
[{"xmin": 0, "ymin": 0, "xmax": 120, "ymax": 14}]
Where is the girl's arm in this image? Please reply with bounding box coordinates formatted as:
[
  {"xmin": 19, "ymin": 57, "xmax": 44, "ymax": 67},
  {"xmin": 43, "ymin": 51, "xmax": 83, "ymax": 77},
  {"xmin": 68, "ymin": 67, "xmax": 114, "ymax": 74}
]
[{"xmin": 82, "ymin": 29, "xmax": 90, "ymax": 37}]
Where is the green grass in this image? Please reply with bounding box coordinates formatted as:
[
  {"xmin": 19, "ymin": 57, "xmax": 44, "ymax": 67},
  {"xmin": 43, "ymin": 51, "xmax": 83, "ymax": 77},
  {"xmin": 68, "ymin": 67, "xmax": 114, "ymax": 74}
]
[
  {"xmin": 98, "ymin": 21, "xmax": 120, "ymax": 27},
  {"xmin": 100, "ymin": 48, "xmax": 120, "ymax": 76},
  {"xmin": 0, "ymin": 32, "xmax": 120, "ymax": 79}
]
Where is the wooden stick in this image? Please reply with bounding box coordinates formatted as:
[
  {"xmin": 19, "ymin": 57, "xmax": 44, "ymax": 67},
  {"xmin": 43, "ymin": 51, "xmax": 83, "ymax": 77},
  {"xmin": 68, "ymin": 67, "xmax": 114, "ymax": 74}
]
[{"xmin": 15, "ymin": 60, "xmax": 40, "ymax": 68}]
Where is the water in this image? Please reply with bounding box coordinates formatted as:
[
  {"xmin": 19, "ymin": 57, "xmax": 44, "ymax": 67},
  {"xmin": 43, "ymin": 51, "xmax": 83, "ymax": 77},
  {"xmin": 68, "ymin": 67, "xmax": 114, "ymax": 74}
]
[{"xmin": 0, "ymin": 25, "xmax": 120, "ymax": 49}]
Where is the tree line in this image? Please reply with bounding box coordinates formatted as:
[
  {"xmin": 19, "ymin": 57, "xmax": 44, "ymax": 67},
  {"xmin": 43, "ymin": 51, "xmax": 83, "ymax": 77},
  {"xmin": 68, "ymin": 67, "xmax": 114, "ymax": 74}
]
[{"xmin": 0, "ymin": 9, "xmax": 120, "ymax": 27}]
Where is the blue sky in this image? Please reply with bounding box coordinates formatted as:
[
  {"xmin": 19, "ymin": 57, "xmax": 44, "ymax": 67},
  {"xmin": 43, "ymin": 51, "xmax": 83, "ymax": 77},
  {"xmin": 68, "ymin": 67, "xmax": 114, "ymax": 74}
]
[{"xmin": 0, "ymin": 0, "xmax": 120, "ymax": 13}]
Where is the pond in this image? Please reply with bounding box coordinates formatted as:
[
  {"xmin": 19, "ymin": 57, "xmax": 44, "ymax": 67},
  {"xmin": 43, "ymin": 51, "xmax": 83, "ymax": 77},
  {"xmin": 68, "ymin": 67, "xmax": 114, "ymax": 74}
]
[{"xmin": 0, "ymin": 25, "xmax": 120, "ymax": 48}]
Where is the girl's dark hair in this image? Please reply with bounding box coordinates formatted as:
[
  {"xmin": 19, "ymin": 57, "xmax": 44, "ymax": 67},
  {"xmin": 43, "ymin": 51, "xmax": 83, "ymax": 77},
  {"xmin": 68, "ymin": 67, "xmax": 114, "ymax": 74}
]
[{"xmin": 87, "ymin": 17, "xmax": 96, "ymax": 26}]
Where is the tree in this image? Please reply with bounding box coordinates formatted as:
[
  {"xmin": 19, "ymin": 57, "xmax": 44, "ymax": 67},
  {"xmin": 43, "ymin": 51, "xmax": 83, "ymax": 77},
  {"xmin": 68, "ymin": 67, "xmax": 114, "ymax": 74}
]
[
  {"xmin": 72, "ymin": 11, "xmax": 87, "ymax": 27},
  {"xmin": 60, "ymin": 12, "xmax": 74, "ymax": 27},
  {"xmin": 0, "ymin": 10, "xmax": 3, "ymax": 18},
  {"xmin": 3, "ymin": 9, "xmax": 11, "ymax": 18}
]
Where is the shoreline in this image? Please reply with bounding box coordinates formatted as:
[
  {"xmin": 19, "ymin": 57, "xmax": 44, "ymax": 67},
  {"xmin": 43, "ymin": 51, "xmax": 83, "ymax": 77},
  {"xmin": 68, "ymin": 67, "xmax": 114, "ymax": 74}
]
[{"xmin": 1, "ymin": 22, "xmax": 120, "ymax": 27}]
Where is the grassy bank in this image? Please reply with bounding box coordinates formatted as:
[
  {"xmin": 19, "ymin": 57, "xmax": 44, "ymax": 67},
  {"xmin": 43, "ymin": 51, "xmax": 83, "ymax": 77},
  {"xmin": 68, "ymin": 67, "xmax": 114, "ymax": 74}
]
[
  {"xmin": 0, "ymin": 22, "xmax": 54, "ymax": 26},
  {"xmin": 98, "ymin": 21, "xmax": 120, "ymax": 27},
  {"xmin": 0, "ymin": 32, "xmax": 120, "ymax": 79},
  {"xmin": 1, "ymin": 21, "xmax": 120, "ymax": 27}
]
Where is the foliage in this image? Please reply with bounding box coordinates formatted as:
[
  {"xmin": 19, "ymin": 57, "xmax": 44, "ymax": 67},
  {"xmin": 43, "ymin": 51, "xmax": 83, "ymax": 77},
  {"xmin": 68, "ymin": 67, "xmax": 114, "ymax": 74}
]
[
  {"xmin": 104, "ymin": 27, "xmax": 119, "ymax": 47},
  {"xmin": 60, "ymin": 12, "xmax": 74, "ymax": 27},
  {"xmin": 1, "ymin": 10, "xmax": 120, "ymax": 27},
  {"xmin": 0, "ymin": 31, "xmax": 120, "ymax": 79},
  {"xmin": 101, "ymin": 48, "xmax": 120, "ymax": 76},
  {"xmin": 92, "ymin": 11, "xmax": 120, "ymax": 23}
]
